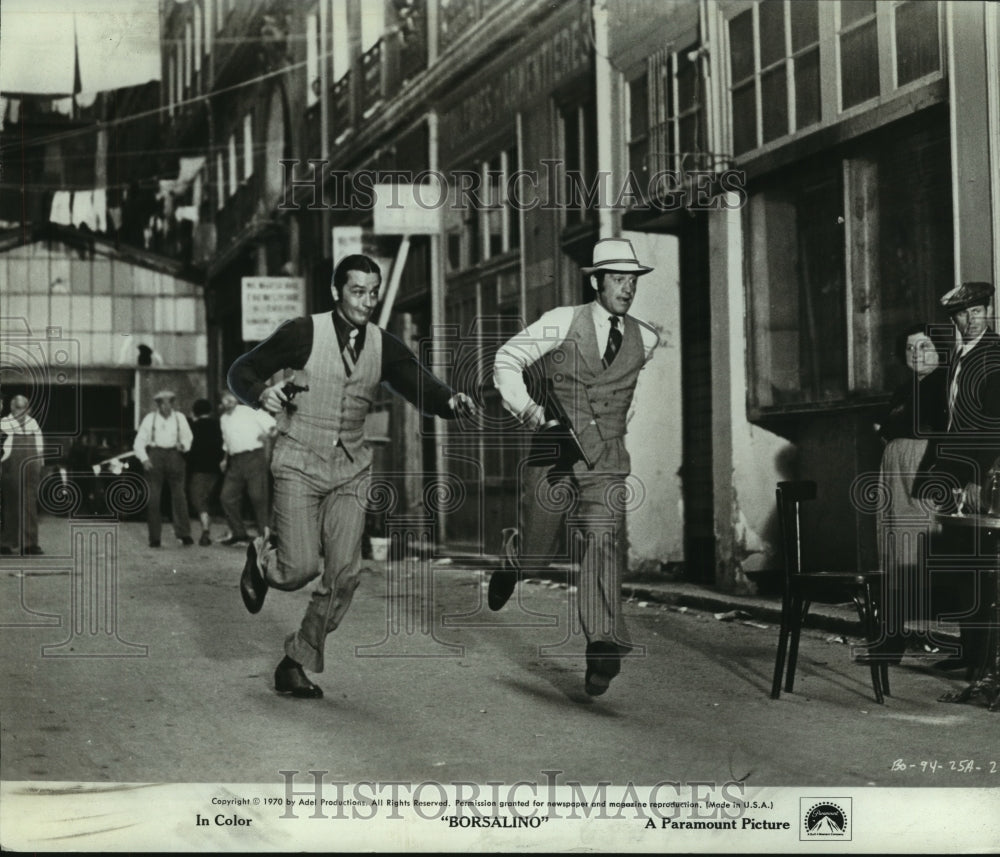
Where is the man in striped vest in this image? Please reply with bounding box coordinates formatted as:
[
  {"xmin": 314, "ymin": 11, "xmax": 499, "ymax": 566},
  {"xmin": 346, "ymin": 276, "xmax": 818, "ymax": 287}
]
[
  {"xmin": 489, "ymin": 238, "xmax": 659, "ymax": 697},
  {"xmin": 228, "ymin": 254, "xmax": 477, "ymax": 699}
]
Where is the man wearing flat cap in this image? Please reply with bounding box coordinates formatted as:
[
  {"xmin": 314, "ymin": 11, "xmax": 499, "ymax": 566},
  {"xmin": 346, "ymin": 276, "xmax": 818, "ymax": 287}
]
[
  {"xmin": 937, "ymin": 281, "xmax": 1000, "ymax": 499},
  {"xmin": 489, "ymin": 237, "xmax": 660, "ymax": 697},
  {"xmin": 934, "ymin": 281, "xmax": 1000, "ymax": 668},
  {"xmin": 134, "ymin": 390, "xmax": 194, "ymax": 547}
]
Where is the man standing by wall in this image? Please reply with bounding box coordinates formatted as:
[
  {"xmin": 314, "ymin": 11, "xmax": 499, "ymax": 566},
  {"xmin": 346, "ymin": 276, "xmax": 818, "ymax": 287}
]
[
  {"xmin": 218, "ymin": 391, "xmax": 275, "ymax": 547},
  {"xmin": 488, "ymin": 238, "xmax": 659, "ymax": 697},
  {"xmin": 228, "ymin": 254, "xmax": 477, "ymax": 699},
  {"xmin": 134, "ymin": 390, "xmax": 193, "ymax": 548},
  {"xmin": 0, "ymin": 395, "xmax": 45, "ymax": 555},
  {"xmin": 935, "ymin": 281, "xmax": 1000, "ymax": 669}
]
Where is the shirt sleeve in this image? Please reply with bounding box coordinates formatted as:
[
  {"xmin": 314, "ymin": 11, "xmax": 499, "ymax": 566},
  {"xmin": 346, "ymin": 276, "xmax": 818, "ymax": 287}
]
[
  {"xmin": 227, "ymin": 317, "xmax": 313, "ymax": 406},
  {"xmin": 28, "ymin": 418, "xmax": 44, "ymax": 455},
  {"xmin": 379, "ymin": 329, "xmax": 457, "ymax": 419},
  {"xmin": 254, "ymin": 408, "xmax": 276, "ymax": 435},
  {"xmin": 637, "ymin": 319, "xmax": 660, "ymax": 362},
  {"xmin": 133, "ymin": 414, "xmax": 152, "ymax": 459},
  {"xmin": 493, "ymin": 306, "xmax": 574, "ymax": 424}
]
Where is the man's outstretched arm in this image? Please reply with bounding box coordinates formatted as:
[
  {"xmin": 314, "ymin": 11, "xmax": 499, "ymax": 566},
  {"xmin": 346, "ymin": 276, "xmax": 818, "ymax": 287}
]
[{"xmin": 380, "ymin": 330, "xmax": 476, "ymax": 419}]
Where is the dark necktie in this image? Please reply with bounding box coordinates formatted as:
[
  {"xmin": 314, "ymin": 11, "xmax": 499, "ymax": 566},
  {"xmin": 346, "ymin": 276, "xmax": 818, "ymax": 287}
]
[
  {"xmin": 603, "ymin": 316, "xmax": 622, "ymax": 368},
  {"xmin": 342, "ymin": 328, "xmax": 359, "ymax": 377}
]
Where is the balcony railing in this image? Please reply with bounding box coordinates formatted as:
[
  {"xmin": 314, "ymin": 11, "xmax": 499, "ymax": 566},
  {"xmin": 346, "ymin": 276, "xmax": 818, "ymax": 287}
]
[{"xmin": 361, "ymin": 40, "xmax": 384, "ymax": 116}]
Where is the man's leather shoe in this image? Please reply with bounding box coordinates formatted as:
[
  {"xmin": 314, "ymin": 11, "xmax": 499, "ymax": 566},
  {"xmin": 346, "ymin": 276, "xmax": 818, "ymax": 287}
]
[
  {"xmin": 198, "ymin": 532, "xmax": 212, "ymax": 546},
  {"xmin": 487, "ymin": 528, "xmax": 519, "ymax": 611},
  {"xmin": 180, "ymin": 536, "xmax": 194, "ymax": 546},
  {"xmin": 240, "ymin": 538, "xmax": 268, "ymax": 614},
  {"xmin": 274, "ymin": 659, "xmax": 323, "ymax": 699},
  {"xmin": 584, "ymin": 641, "xmax": 622, "ymax": 696}
]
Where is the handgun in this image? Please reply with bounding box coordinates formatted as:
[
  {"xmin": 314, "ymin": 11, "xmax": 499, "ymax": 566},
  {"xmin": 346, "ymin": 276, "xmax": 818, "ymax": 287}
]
[{"xmin": 280, "ymin": 381, "xmax": 310, "ymax": 413}]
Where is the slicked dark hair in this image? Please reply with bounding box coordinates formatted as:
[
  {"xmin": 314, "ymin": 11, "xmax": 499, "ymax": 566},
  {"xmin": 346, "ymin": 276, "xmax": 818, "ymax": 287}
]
[{"xmin": 332, "ymin": 254, "xmax": 381, "ymax": 293}]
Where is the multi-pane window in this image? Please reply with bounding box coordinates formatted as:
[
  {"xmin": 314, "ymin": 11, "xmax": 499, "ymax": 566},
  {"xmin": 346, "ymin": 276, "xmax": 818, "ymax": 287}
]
[
  {"xmin": 729, "ymin": 1, "xmax": 820, "ymax": 155},
  {"xmin": 730, "ymin": 1, "xmax": 940, "ymax": 157},
  {"xmin": 894, "ymin": 0, "xmax": 940, "ymax": 87},
  {"xmin": 745, "ymin": 117, "xmax": 952, "ymax": 412},
  {"xmin": 627, "ymin": 44, "xmax": 706, "ymax": 205},
  {"xmin": 560, "ymin": 96, "xmax": 598, "ymax": 225},
  {"xmin": 446, "ymin": 145, "xmax": 520, "ymax": 273},
  {"xmin": 838, "ymin": 1, "xmax": 879, "ymax": 109},
  {"xmin": 627, "ymin": 72, "xmax": 649, "ymax": 184}
]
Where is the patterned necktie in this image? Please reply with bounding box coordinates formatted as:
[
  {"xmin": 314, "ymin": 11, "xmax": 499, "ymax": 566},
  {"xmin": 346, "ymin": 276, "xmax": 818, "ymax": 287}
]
[
  {"xmin": 603, "ymin": 316, "xmax": 622, "ymax": 368},
  {"xmin": 342, "ymin": 328, "xmax": 359, "ymax": 377}
]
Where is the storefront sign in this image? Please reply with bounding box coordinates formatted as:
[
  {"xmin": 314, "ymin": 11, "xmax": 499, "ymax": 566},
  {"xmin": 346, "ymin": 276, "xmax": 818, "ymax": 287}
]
[
  {"xmin": 439, "ymin": 4, "xmax": 590, "ymax": 164},
  {"xmin": 241, "ymin": 277, "xmax": 305, "ymax": 341}
]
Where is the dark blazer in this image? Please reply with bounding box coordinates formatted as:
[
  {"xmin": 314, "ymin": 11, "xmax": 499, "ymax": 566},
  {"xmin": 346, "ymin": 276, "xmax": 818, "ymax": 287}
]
[{"xmin": 934, "ymin": 328, "xmax": 1000, "ymax": 487}]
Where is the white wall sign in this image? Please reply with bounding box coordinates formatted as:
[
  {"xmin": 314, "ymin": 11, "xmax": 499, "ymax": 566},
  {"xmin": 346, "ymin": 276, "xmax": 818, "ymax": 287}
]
[
  {"xmin": 373, "ymin": 183, "xmax": 444, "ymax": 235},
  {"xmin": 241, "ymin": 276, "xmax": 305, "ymax": 341}
]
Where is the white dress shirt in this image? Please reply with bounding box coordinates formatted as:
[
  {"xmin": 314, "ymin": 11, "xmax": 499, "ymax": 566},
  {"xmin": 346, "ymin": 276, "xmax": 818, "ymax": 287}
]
[
  {"xmin": 494, "ymin": 301, "xmax": 659, "ymax": 427},
  {"xmin": 220, "ymin": 404, "xmax": 276, "ymax": 454},
  {"xmin": 0, "ymin": 414, "xmax": 44, "ymax": 455},
  {"xmin": 133, "ymin": 410, "xmax": 193, "ymax": 460}
]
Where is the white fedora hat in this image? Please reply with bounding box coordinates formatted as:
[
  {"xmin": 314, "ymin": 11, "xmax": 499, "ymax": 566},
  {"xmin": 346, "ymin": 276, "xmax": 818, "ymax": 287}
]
[{"xmin": 580, "ymin": 238, "xmax": 654, "ymax": 276}]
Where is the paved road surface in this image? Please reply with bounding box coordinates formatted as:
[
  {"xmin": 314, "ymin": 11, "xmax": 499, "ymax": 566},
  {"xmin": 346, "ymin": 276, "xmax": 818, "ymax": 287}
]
[{"xmin": 0, "ymin": 518, "xmax": 996, "ymax": 790}]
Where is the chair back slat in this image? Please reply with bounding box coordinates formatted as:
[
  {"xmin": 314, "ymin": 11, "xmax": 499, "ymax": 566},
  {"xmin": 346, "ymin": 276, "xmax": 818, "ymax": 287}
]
[{"xmin": 776, "ymin": 480, "xmax": 817, "ymax": 579}]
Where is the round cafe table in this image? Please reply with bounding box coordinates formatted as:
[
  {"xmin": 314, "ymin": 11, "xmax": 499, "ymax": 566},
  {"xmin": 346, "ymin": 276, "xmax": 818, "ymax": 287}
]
[{"xmin": 933, "ymin": 511, "xmax": 1000, "ymax": 711}]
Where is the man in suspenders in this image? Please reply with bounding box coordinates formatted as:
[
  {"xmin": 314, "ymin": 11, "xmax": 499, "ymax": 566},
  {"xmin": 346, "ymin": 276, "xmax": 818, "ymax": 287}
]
[
  {"xmin": 488, "ymin": 238, "xmax": 659, "ymax": 697},
  {"xmin": 134, "ymin": 390, "xmax": 194, "ymax": 548},
  {"xmin": 229, "ymin": 254, "xmax": 476, "ymax": 699}
]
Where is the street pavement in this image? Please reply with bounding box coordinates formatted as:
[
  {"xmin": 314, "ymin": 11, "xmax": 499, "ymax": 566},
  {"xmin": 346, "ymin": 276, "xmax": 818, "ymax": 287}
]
[{"xmin": 0, "ymin": 515, "xmax": 997, "ymax": 791}]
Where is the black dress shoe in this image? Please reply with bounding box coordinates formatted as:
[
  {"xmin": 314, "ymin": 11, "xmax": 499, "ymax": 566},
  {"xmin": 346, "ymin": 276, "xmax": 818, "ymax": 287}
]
[
  {"xmin": 240, "ymin": 538, "xmax": 268, "ymax": 614},
  {"xmin": 274, "ymin": 659, "xmax": 323, "ymax": 699},
  {"xmin": 487, "ymin": 528, "xmax": 519, "ymax": 611},
  {"xmin": 584, "ymin": 641, "xmax": 622, "ymax": 696},
  {"xmin": 180, "ymin": 536, "xmax": 194, "ymax": 546},
  {"xmin": 487, "ymin": 569, "xmax": 518, "ymax": 611}
]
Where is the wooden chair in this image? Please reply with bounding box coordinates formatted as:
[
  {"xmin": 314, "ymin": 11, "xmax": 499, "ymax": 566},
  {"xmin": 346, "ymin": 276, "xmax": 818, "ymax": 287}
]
[{"xmin": 770, "ymin": 481, "xmax": 890, "ymax": 704}]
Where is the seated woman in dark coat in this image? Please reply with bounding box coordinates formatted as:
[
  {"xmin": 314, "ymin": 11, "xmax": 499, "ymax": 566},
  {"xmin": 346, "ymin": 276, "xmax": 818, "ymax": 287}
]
[{"xmin": 865, "ymin": 324, "xmax": 949, "ymax": 663}]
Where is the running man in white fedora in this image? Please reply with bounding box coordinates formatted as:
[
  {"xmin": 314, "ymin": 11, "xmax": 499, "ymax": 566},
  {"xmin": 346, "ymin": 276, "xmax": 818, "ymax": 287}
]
[{"xmin": 488, "ymin": 237, "xmax": 659, "ymax": 697}]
